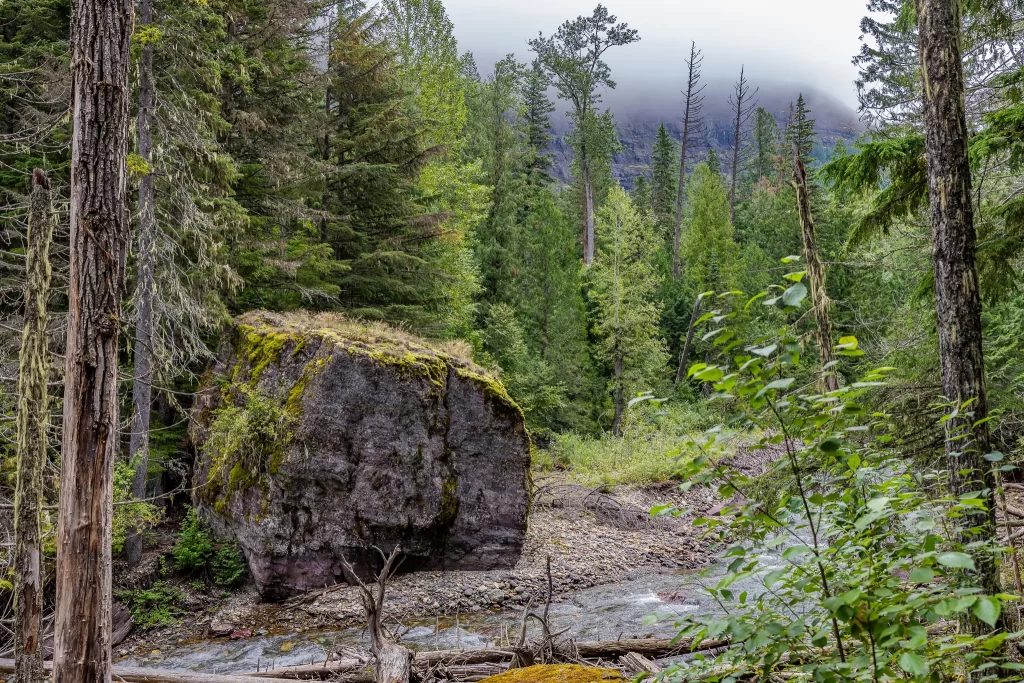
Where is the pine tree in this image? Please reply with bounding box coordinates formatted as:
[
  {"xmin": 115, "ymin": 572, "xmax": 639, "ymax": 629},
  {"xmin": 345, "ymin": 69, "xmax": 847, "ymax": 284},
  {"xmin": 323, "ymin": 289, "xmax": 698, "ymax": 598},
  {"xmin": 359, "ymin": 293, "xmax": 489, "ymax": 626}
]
[
  {"xmin": 707, "ymin": 148, "xmax": 721, "ymax": 176},
  {"xmin": 788, "ymin": 94, "xmax": 817, "ymax": 165},
  {"xmin": 750, "ymin": 107, "xmax": 781, "ymax": 182},
  {"xmin": 590, "ymin": 186, "xmax": 668, "ymax": 435},
  {"xmin": 681, "ymin": 162, "xmax": 740, "ymax": 293},
  {"xmin": 650, "ymin": 124, "xmax": 679, "ymax": 225},
  {"xmin": 529, "ymin": 5, "xmax": 639, "ymax": 265},
  {"xmin": 522, "ymin": 58, "xmax": 556, "ymax": 180},
  {"xmin": 631, "ymin": 175, "xmax": 652, "ymax": 216}
]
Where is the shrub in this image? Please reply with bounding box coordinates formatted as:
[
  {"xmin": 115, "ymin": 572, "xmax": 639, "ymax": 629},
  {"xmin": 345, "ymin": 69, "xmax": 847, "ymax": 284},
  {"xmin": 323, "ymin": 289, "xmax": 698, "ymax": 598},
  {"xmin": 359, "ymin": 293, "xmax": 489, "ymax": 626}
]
[
  {"xmin": 172, "ymin": 507, "xmax": 213, "ymax": 573},
  {"xmin": 112, "ymin": 459, "xmax": 162, "ymax": 555},
  {"xmin": 211, "ymin": 540, "xmax": 247, "ymax": 587},
  {"xmin": 116, "ymin": 581, "xmax": 184, "ymax": 629},
  {"xmin": 539, "ymin": 400, "xmax": 720, "ymax": 486},
  {"xmin": 655, "ymin": 270, "xmax": 1021, "ymax": 681}
]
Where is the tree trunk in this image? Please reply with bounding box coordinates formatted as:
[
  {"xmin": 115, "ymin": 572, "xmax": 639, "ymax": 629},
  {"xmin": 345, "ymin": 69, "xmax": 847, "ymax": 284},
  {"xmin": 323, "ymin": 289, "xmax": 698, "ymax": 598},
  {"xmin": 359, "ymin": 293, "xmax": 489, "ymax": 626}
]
[
  {"xmin": 125, "ymin": 0, "xmax": 156, "ymax": 568},
  {"xmin": 611, "ymin": 353, "xmax": 625, "ymax": 436},
  {"xmin": 54, "ymin": 0, "xmax": 134, "ymax": 679},
  {"xmin": 675, "ymin": 295, "xmax": 703, "ymax": 384},
  {"xmin": 916, "ymin": 0, "xmax": 1001, "ymax": 606},
  {"xmin": 792, "ymin": 155, "xmax": 838, "ymax": 393},
  {"xmin": 14, "ymin": 170, "xmax": 54, "ymax": 683},
  {"xmin": 673, "ymin": 107, "xmax": 691, "ymax": 280},
  {"xmin": 583, "ymin": 165, "xmax": 595, "ymax": 266},
  {"xmin": 729, "ymin": 66, "xmax": 749, "ymax": 223}
]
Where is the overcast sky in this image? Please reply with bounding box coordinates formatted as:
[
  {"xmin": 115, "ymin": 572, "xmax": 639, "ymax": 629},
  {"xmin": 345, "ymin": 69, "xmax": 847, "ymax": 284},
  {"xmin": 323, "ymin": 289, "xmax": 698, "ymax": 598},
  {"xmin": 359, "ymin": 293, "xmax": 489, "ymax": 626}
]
[{"xmin": 444, "ymin": 0, "xmax": 871, "ymax": 119}]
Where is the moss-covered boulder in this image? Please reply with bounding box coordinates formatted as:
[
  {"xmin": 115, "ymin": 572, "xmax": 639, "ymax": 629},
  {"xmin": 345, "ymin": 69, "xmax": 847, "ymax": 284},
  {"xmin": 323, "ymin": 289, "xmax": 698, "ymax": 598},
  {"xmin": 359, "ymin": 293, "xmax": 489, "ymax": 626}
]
[{"xmin": 190, "ymin": 311, "xmax": 531, "ymax": 600}]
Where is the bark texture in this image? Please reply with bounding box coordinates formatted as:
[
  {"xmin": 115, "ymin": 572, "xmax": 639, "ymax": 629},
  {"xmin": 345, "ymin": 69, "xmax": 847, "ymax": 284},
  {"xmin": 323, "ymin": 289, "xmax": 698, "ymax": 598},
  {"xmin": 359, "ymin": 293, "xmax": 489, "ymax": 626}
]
[
  {"xmin": 54, "ymin": 0, "xmax": 134, "ymax": 679},
  {"xmin": 611, "ymin": 352, "xmax": 624, "ymax": 437},
  {"xmin": 14, "ymin": 170, "xmax": 53, "ymax": 683},
  {"xmin": 792, "ymin": 155, "xmax": 838, "ymax": 393},
  {"xmin": 916, "ymin": 0, "xmax": 1000, "ymax": 600},
  {"xmin": 125, "ymin": 0, "xmax": 156, "ymax": 568}
]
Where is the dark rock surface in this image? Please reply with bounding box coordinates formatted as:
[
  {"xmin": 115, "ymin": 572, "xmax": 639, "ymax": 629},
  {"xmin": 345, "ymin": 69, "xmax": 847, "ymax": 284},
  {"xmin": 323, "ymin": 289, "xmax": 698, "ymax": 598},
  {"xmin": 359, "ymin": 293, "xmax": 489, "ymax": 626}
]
[{"xmin": 189, "ymin": 311, "xmax": 531, "ymax": 601}]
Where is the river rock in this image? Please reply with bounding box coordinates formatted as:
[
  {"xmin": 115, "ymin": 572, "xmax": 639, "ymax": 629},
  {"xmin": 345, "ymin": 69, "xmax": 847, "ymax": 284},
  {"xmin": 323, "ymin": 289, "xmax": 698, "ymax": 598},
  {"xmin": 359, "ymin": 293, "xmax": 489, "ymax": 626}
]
[{"xmin": 190, "ymin": 311, "xmax": 531, "ymax": 600}]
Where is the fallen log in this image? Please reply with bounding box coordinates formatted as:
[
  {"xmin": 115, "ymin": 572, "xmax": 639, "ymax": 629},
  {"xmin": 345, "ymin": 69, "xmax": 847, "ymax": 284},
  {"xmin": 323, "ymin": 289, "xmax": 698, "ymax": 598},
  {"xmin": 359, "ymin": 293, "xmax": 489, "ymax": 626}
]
[
  {"xmin": 249, "ymin": 637, "xmax": 731, "ymax": 680},
  {"xmin": 619, "ymin": 652, "xmax": 659, "ymax": 677},
  {"xmin": 574, "ymin": 637, "xmax": 731, "ymax": 659},
  {"xmin": 0, "ymin": 659, "xmax": 297, "ymax": 683}
]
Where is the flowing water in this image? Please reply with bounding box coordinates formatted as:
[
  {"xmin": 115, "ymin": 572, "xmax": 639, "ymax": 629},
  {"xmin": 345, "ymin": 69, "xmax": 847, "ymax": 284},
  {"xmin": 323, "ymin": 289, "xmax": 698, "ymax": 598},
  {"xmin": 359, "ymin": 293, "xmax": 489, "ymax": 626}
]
[{"xmin": 118, "ymin": 548, "xmax": 785, "ymax": 675}]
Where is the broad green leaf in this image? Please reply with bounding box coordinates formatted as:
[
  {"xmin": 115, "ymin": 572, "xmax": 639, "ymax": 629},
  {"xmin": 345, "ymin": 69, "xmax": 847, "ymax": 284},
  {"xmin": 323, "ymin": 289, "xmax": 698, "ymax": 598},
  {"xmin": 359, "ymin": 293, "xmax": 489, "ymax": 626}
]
[
  {"xmin": 972, "ymin": 596, "xmax": 1001, "ymax": 627},
  {"xmin": 937, "ymin": 552, "xmax": 975, "ymax": 570},
  {"xmin": 908, "ymin": 567, "xmax": 934, "ymax": 583},
  {"xmin": 899, "ymin": 652, "xmax": 928, "ymax": 676},
  {"xmin": 782, "ymin": 283, "xmax": 808, "ymax": 307}
]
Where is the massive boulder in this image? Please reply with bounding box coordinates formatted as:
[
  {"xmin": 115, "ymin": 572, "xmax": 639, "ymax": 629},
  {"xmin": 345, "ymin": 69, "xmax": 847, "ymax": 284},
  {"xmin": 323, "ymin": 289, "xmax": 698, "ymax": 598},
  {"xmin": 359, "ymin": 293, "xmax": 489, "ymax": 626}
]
[{"xmin": 190, "ymin": 311, "xmax": 531, "ymax": 600}]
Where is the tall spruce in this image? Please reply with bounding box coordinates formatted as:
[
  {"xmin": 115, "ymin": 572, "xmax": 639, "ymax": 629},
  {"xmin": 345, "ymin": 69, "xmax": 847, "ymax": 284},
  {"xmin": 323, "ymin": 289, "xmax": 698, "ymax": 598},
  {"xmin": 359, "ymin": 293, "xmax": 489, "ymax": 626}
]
[
  {"xmin": 673, "ymin": 41, "xmax": 706, "ymax": 280},
  {"xmin": 54, "ymin": 0, "xmax": 133, "ymax": 679},
  {"xmin": 788, "ymin": 94, "xmax": 816, "ymax": 166},
  {"xmin": 522, "ymin": 58, "xmax": 556, "ymax": 180},
  {"xmin": 529, "ymin": 4, "xmax": 639, "ymax": 265},
  {"xmin": 650, "ymin": 123, "xmax": 679, "ymax": 227},
  {"xmin": 751, "ymin": 107, "xmax": 781, "ymax": 182},
  {"xmin": 590, "ymin": 187, "xmax": 667, "ymax": 435}
]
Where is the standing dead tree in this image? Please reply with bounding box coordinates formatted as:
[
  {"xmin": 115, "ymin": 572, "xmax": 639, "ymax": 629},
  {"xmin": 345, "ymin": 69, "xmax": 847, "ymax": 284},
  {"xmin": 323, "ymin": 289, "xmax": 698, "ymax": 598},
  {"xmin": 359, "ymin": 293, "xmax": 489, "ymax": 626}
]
[
  {"xmin": 673, "ymin": 41, "xmax": 705, "ymax": 280},
  {"xmin": 53, "ymin": 0, "xmax": 134, "ymax": 679},
  {"xmin": 339, "ymin": 548, "xmax": 413, "ymax": 683},
  {"xmin": 125, "ymin": 0, "xmax": 158, "ymax": 568},
  {"xmin": 728, "ymin": 66, "xmax": 757, "ymax": 223},
  {"xmin": 13, "ymin": 170, "xmax": 53, "ymax": 683},
  {"xmin": 791, "ymin": 153, "xmax": 838, "ymax": 392}
]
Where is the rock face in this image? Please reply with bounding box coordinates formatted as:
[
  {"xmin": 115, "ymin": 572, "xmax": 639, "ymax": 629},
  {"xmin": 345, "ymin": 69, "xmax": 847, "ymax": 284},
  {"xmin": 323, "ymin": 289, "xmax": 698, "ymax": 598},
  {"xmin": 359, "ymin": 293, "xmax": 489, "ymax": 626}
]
[{"xmin": 190, "ymin": 311, "xmax": 531, "ymax": 600}]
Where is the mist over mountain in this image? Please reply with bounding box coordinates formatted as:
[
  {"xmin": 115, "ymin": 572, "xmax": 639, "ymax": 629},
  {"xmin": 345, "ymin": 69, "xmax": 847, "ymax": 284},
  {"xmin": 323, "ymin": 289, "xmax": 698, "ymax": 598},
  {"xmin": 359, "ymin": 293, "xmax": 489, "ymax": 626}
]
[{"xmin": 548, "ymin": 85, "xmax": 864, "ymax": 188}]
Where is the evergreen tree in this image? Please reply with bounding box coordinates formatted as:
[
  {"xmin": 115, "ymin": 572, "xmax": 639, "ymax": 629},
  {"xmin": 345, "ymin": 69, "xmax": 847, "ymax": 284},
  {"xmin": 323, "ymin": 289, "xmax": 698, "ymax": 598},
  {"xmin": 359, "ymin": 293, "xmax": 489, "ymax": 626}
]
[
  {"xmin": 631, "ymin": 175, "xmax": 652, "ymax": 216},
  {"xmin": 529, "ymin": 4, "xmax": 639, "ymax": 265},
  {"xmin": 788, "ymin": 94, "xmax": 816, "ymax": 165},
  {"xmin": 682, "ymin": 162, "xmax": 741, "ymax": 294},
  {"xmin": 707, "ymin": 148, "xmax": 721, "ymax": 176},
  {"xmin": 590, "ymin": 186, "xmax": 668, "ymax": 435},
  {"xmin": 751, "ymin": 107, "xmax": 781, "ymax": 182},
  {"xmin": 650, "ymin": 124, "xmax": 679, "ymax": 225},
  {"xmin": 521, "ymin": 59, "xmax": 556, "ymax": 182}
]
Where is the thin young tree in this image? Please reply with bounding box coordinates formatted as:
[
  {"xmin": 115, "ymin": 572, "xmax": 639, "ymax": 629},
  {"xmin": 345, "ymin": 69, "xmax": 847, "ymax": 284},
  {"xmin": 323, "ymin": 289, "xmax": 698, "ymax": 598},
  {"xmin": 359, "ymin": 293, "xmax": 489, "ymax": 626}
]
[
  {"xmin": 53, "ymin": 0, "xmax": 134, "ymax": 679},
  {"xmin": 915, "ymin": 0, "xmax": 1001, "ymax": 607},
  {"xmin": 529, "ymin": 4, "xmax": 639, "ymax": 265},
  {"xmin": 728, "ymin": 66, "xmax": 757, "ymax": 222},
  {"xmin": 125, "ymin": 0, "xmax": 157, "ymax": 568},
  {"xmin": 673, "ymin": 41, "xmax": 706, "ymax": 279},
  {"xmin": 14, "ymin": 170, "xmax": 54, "ymax": 683}
]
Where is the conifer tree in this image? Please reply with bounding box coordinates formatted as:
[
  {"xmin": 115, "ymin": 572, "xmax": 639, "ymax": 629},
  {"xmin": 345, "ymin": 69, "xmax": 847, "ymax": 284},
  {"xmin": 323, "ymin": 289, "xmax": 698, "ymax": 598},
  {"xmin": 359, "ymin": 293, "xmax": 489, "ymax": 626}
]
[
  {"xmin": 676, "ymin": 162, "xmax": 740, "ymax": 378},
  {"xmin": 530, "ymin": 4, "xmax": 639, "ymax": 265},
  {"xmin": 522, "ymin": 58, "xmax": 556, "ymax": 180},
  {"xmin": 631, "ymin": 175, "xmax": 652, "ymax": 216},
  {"xmin": 788, "ymin": 94, "xmax": 817, "ymax": 165},
  {"xmin": 751, "ymin": 107, "xmax": 781, "ymax": 182},
  {"xmin": 590, "ymin": 187, "xmax": 668, "ymax": 435},
  {"xmin": 650, "ymin": 124, "xmax": 679, "ymax": 226}
]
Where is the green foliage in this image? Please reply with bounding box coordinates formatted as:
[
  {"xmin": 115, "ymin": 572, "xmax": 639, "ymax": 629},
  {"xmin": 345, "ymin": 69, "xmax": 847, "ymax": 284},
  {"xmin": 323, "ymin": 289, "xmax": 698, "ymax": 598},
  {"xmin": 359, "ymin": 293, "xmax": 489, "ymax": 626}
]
[
  {"xmin": 211, "ymin": 540, "xmax": 247, "ymax": 587},
  {"xmin": 788, "ymin": 94, "xmax": 817, "ymax": 165},
  {"xmin": 117, "ymin": 581, "xmax": 185, "ymax": 629},
  {"xmin": 681, "ymin": 163, "xmax": 741, "ymax": 293},
  {"xmin": 172, "ymin": 508, "xmax": 214, "ymax": 574},
  {"xmin": 537, "ymin": 401, "xmax": 721, "ymax": 486},
  {"xmin": 590, "ymin": 187, "xmax": 669, "ymax": 427},
  {"xmin": 650, "ymin": 124, "xmax": 679, "ymax": 225},
  {"xmin": 657, "ymin": 272, "xmax": 1022, "ymax": 682},
  {"xmin": 112, "ymin": 460, "xmax": 162, "ymax": 556}
]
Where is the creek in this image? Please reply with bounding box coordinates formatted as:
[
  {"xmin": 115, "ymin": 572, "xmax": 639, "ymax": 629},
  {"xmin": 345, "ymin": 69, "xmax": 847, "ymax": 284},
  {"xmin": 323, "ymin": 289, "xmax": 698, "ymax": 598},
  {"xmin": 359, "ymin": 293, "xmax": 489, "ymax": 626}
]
[{"xmin": 118, "ymin": 548, "xmax": 784, "ymax": 675}]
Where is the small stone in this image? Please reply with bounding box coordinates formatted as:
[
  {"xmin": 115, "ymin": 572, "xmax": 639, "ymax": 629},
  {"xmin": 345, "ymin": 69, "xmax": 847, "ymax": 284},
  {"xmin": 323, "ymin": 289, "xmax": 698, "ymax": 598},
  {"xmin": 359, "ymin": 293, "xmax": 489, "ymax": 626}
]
[{"xmin": 208, "ymin": 619, "xmax": 235, "ymax": 637}]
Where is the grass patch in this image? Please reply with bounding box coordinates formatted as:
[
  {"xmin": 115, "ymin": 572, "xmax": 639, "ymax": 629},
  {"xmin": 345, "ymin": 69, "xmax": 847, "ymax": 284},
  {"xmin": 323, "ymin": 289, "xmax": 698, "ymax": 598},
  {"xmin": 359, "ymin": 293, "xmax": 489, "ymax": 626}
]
[{"xmin": 534, "ymin": 401, "xmax": 724, "ymax": 486}]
